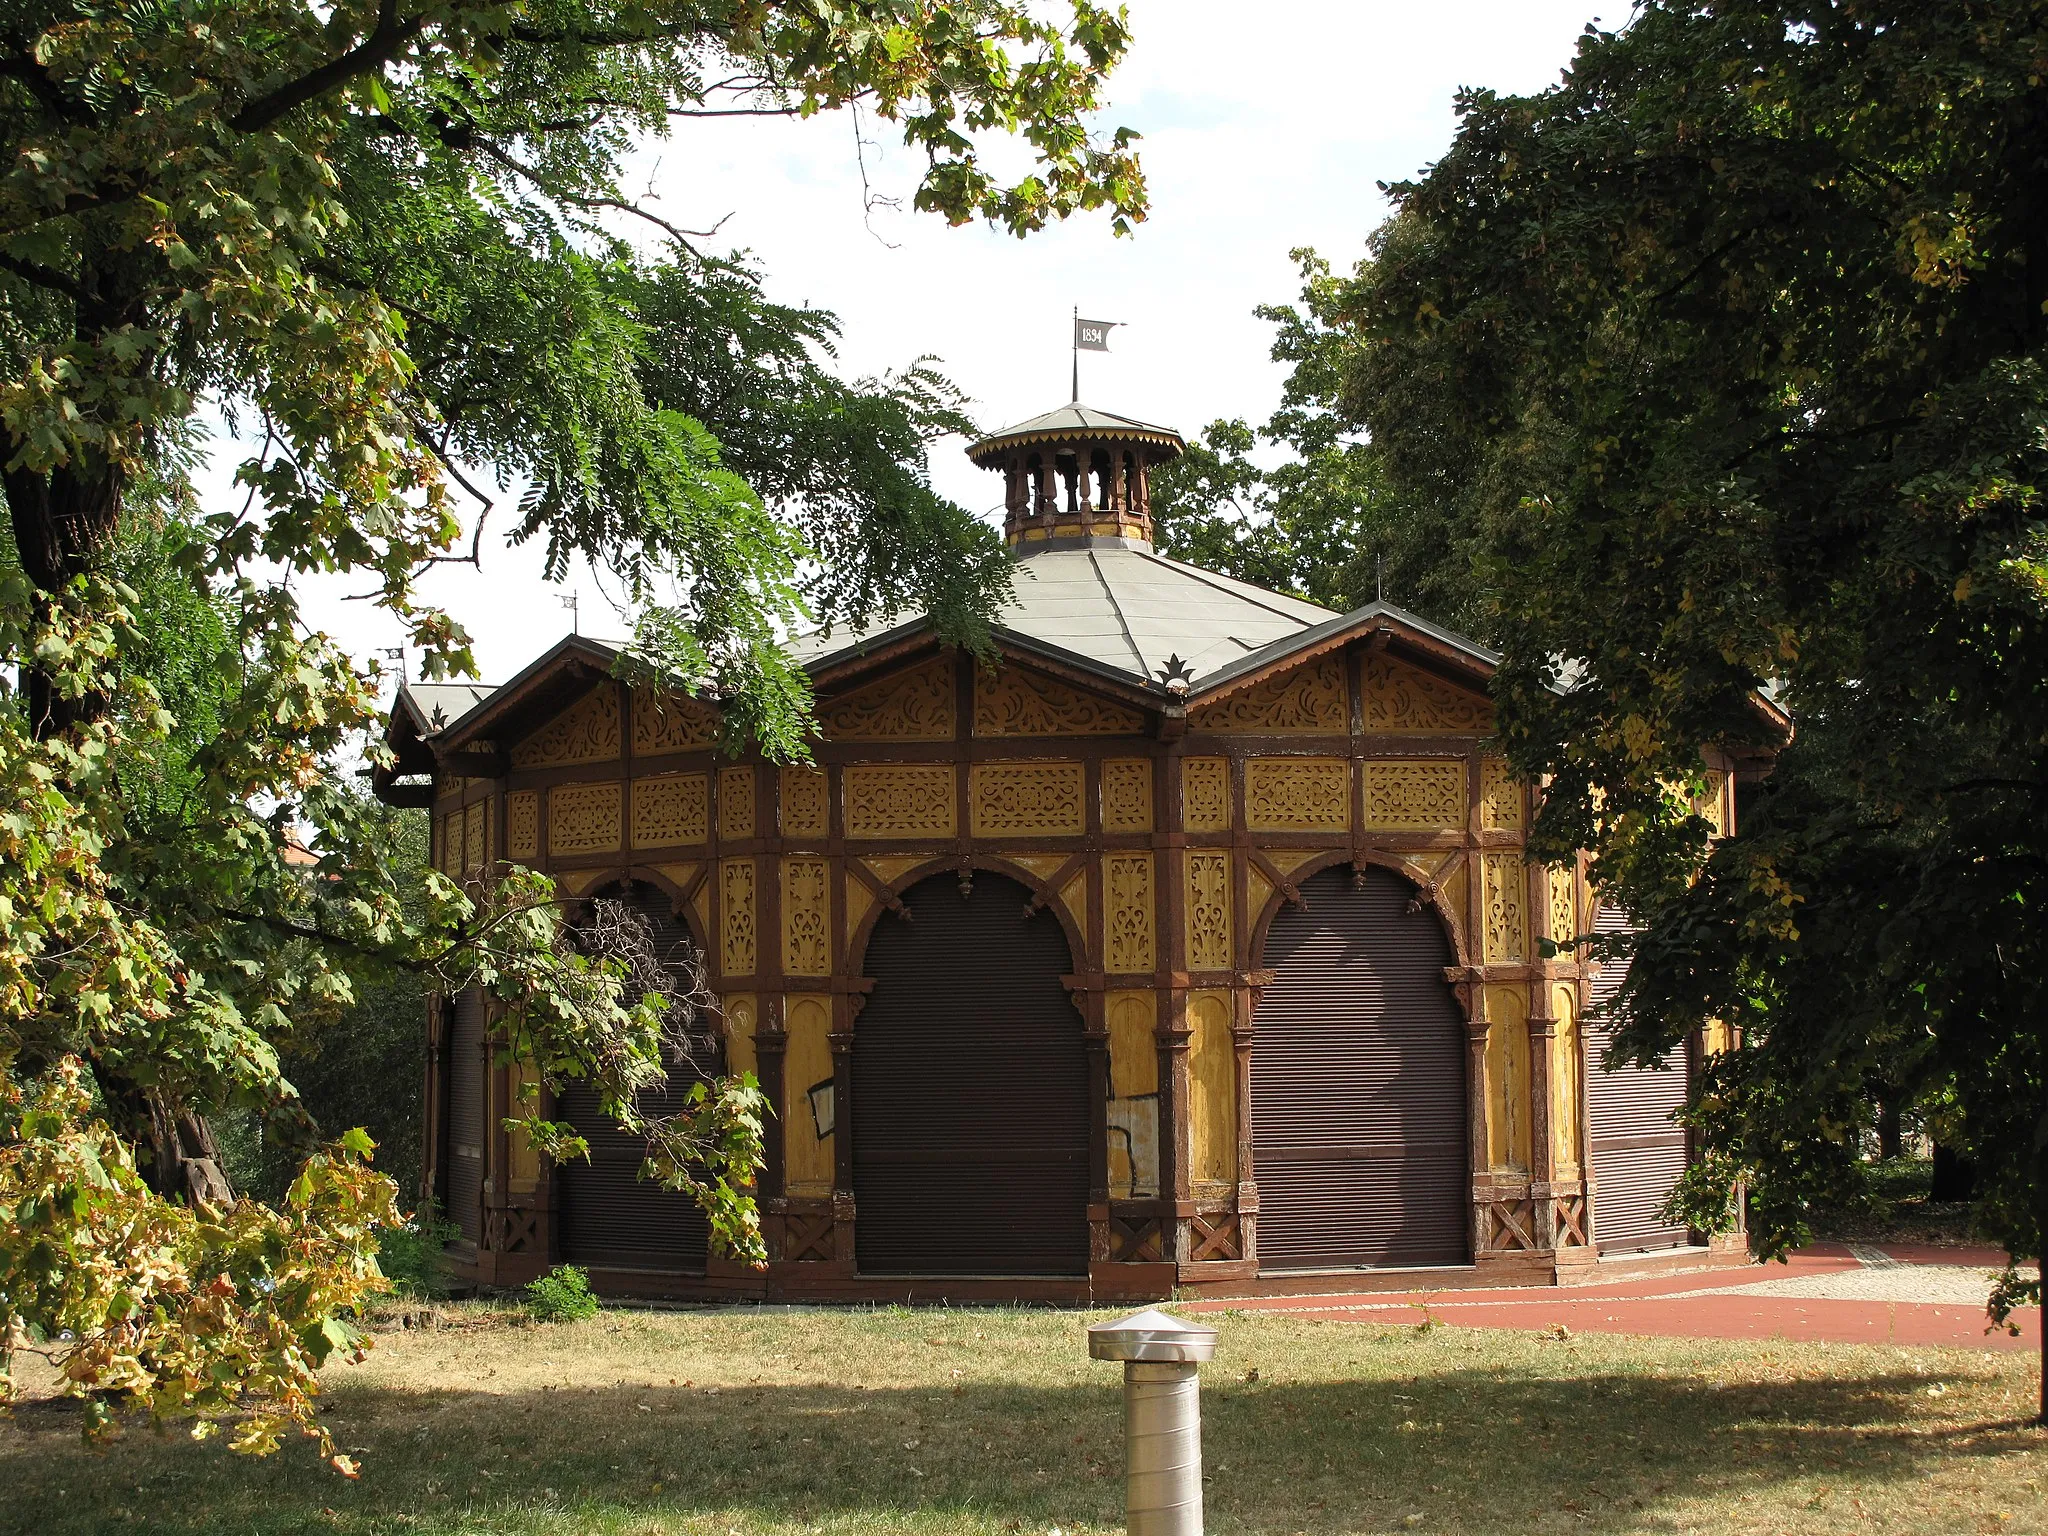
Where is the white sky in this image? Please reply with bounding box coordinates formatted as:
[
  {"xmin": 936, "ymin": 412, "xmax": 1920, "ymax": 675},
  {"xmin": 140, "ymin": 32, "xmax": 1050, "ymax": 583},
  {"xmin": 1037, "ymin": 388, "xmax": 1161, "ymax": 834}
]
[{"xmin": 271, "ymin": 0, "xmax": 1602, "ymax": 687}]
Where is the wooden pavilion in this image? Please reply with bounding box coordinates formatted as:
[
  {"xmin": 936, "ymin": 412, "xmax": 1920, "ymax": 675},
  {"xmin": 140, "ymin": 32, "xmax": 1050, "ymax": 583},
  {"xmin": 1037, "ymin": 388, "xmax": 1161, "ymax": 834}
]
[{"xmin": 375, "ymin": 399, "xmax": 1762, "ymax": 1301}]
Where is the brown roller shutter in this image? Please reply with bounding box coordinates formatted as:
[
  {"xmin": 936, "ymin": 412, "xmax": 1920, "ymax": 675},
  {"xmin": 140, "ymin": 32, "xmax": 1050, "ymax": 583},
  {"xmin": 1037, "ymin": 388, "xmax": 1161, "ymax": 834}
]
[
  {"xmin": 555, "ymin": 888, "xmax": 718, "ymax": 1272},
  {"xmin": 853, "ymin": 873, "xmax": 1089, "ymax": 1276},
  {"xmin": 1252, "ymin": 866, "xmax": 1468, "ymax": 1270},
  {"xmin": 446, "ymin": 988, "xmax": 487, "ymax": 1246},
  {"xmin": 1584, "ymin": 902, "xmax": 1693, "ymax": 1253}
]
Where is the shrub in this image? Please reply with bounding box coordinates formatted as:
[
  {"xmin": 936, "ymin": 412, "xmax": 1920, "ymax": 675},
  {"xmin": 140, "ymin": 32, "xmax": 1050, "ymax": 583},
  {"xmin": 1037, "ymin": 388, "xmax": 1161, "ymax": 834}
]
[
  {"xmin": 525, "ymin": 1264, "xmax": 601, "ymax": 1323},
  {"xmin": 375, "ymin": 1208, "xmax": 461, "ymax": 1299}
]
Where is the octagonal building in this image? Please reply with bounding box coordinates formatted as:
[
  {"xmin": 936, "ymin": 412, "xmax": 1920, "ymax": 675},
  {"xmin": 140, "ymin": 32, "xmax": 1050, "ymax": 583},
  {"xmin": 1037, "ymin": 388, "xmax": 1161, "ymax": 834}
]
[{"xmin": 376, "ymin": 398, "xmax": 1756, "ymax": 1301}]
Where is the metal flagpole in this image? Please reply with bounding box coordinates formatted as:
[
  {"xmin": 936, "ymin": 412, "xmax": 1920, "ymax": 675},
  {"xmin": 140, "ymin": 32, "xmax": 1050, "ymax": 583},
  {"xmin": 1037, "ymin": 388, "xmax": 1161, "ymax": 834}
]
[{"xmin": 1072, "ymin": 304, "xmax": 1080, "ymax": 401}]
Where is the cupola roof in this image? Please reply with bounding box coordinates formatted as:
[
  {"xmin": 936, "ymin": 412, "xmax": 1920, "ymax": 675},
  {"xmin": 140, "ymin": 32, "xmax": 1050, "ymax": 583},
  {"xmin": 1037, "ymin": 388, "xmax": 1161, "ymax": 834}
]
[{"xmin": 966, "ymin": 401, "xmax": 1185, "ymax": 465}]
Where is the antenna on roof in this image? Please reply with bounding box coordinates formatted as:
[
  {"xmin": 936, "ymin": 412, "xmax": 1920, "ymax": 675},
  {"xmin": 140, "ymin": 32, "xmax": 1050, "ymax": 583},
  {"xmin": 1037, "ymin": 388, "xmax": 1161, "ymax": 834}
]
[{"xmin": 558, "ymin": 590, "xmax": 580, "ymax": 635}]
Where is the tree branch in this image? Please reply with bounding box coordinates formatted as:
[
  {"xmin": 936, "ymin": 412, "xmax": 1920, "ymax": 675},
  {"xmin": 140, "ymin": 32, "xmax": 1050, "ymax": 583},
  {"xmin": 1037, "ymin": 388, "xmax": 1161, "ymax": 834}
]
[
  {"xmin": 470, "ymin": 135, "xmax": 728, "ymax": 247},
  {"xmin": 227, "ymin": 0, "xmax": 429, "ymax": 134},
  {"xmin": 0, "ymin": 251, "xmax": 87, "ymax": 305},
  {"xmin": 0, "ymin": 51, "xmax": 77, "ymax": 122}
]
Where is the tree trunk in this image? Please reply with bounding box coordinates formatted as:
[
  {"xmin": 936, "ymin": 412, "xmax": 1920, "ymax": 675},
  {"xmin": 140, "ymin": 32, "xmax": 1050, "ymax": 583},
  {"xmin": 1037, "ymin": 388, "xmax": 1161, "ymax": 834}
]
[
  {"xmin": 1877, "ymin": 1100, "xmax": 1903, "ymax": 1162},
  {"xmin": 1930, "ymin": 1142, "xmax": 1978, "ymax": 1203},
  {"xmin": 4, "ymin": 456, "xmax": 126, "ymax": 735}
]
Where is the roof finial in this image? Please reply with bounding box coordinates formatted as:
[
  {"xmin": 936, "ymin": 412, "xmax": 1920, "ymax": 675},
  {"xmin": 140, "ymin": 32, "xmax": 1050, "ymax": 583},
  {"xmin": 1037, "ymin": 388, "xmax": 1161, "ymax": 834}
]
[{"xmin": 1376, "ymin": 552, "xmax": 1385, "ymax": 604}]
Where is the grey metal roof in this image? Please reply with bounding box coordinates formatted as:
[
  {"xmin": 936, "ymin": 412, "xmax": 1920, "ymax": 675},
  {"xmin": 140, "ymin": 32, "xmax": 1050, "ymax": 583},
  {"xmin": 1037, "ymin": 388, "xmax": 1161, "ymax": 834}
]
[
  {"xmin": 792, "ymin": 544, "xmax": 1345, "ymax": 689},
  {"xmin": 402, "ymin": 681, "xmax": 498, "ymax": 734},
  {"xmin": 966, "ymin": 401, "xmax": 1186, "ymax": 464}
]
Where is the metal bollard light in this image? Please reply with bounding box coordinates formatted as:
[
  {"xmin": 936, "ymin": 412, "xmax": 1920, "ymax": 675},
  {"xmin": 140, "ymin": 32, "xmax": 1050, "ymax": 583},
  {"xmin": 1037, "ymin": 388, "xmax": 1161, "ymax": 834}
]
[{"xmin": 1087, "ymin": 1308, "xmax": 1219, "ymax": 1536}]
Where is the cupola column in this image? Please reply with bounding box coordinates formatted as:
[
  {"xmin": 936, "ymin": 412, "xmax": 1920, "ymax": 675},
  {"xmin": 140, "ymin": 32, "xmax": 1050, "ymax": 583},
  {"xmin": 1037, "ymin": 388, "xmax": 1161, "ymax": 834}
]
[{"xmin": 967, "ymin": 403, "xmax": 1186, "ymax": 551}]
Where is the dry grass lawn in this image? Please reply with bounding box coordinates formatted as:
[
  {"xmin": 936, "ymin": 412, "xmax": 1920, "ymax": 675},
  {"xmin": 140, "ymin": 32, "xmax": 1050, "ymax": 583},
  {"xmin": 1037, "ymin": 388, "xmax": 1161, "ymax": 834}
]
[{"xmin": 3, "ymin": 1303, "xmax": 2045, "ymax": 1535}]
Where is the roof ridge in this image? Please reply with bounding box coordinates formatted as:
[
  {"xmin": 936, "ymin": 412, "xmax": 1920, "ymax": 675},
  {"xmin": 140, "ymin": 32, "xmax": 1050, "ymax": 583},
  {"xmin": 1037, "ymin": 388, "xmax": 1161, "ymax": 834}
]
[{"xmin": 1085, "ymin": 547, "xmax": 1147, "ymax": 679}]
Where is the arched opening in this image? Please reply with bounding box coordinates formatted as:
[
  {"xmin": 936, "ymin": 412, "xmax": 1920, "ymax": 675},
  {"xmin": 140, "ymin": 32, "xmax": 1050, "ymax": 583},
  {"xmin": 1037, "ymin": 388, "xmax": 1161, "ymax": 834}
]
[
  {"xmin": 1583, "ymin": 902, "xmax": 1692, "ymax": 1252},
  {"xmin": 1252, "ymin": 865, "xmax": 1469, "ymax": 1269},
  {"xmin": 552, "ymin": 882, "xmax": 722, "ymax": 1273},
  {"xmin": 853, "ymin": 871, "xmax": 1089, "ymax": 1275}
]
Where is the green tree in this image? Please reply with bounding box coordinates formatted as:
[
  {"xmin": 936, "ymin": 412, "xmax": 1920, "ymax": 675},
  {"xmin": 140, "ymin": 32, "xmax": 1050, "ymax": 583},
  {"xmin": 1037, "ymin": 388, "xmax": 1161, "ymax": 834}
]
[
  {"xmin": 1151, "ymin": 251, "xmax": 1488, "ymax": 635},
  {"xmin": 0, "ymin": 0, "xmax": 1145, "ymax": 1465},
  {"xmin": 1336, "ymin": 0, "xmax": 2048, "ymax": 1409}
]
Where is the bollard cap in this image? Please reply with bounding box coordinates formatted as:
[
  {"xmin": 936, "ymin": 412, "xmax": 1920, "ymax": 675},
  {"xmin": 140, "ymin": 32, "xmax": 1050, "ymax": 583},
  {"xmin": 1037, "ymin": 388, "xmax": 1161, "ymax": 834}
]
[{"xmin": 1087, "ymin": 1307, "xmax": 1218, "ymax": 1363}]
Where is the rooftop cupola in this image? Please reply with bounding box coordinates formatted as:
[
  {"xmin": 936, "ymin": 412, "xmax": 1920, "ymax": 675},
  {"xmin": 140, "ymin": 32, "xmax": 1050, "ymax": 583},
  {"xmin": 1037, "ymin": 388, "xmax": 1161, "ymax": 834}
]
[{"xmin": 967, "ymin": 402, "xmax": 1185, "ymax": 551}]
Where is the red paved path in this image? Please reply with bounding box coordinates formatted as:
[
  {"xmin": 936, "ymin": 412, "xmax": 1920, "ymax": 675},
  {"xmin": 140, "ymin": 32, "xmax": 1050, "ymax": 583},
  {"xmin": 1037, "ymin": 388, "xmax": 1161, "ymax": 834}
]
[{"xmin": 1182, "ymin": 1244, "xmax": 2040, "ymax": 1352}]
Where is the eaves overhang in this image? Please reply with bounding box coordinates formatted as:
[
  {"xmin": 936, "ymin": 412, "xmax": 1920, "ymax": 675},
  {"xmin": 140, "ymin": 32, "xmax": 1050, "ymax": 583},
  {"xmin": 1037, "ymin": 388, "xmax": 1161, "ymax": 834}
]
[{"xmin": 429, "ymin": 633, "xmax": 626, "ymax": 760}]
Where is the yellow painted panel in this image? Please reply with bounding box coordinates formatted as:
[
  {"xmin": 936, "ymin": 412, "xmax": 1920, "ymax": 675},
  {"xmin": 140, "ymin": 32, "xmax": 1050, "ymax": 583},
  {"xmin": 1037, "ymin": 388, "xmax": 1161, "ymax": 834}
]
[
  {"xmin": 783, "ymin": 995, "xmax": 835, "ymax": 1197},
  {"xmin": 1549, "ymin": 984, "xmax": 1581, "ymax": 1179},
  {"xmin": 1484, "ymin": 983, "xmax": 1532, "ymax": 1174},
  {"xmin": 1189, "ymin": 990, "xmax": 1237, "ymax": 1190},
  {"xmin": 1106, "ymin": 990, "xmax": 1159, "ymax": 1199},
  {"xmin": 1008, "ymin": 853, "xmax": 1070, "ymax": 881},
  {"xmin": 1703, "ymin": 1017, "xmax": 1734, "ymax": 1056},
  {"xmin": 507, "ymin": 1059, "xmax": 539, "ymax": 1195},
  {"xmin": 1266, "ymin": 847, "xmax": 1322, "ymax": 877},
  {"xmin": 861, "ymin": 855, "xmax": 928, "ymax": 886},
  {"xmin": 1107, "ymin": 990, "xmax": 1158, "ymax": 1099},
  {"xmin": 723, "ymin": 994, "xmax": 758, "ymax": 1083},
  {"xmin": 1060, "ymin": 870, "xmax": 1090, "ymax": 957},
  {"xmin": 843, "ymin": 873, "xmax": 875, "ymax": 944},
  {"xmin": 557, "ymin": 867, "xmax": 614, "ymax": 896}
]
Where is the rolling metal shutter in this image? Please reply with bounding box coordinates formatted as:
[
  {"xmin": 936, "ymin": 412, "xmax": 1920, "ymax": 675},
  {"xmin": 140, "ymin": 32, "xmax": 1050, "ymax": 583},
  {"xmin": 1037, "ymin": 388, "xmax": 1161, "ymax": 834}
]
[
  {"xmin": 555, "ymin": 889, "xmax": 718, "ymax": 1272},
  {"xmin": 1584, "ymin": 902, "xmax": 1692, "ymax": 1253},
  {"xmin": 446, "ymin": 988, "xmax": 487, "ymax": 1246},
  {"xmin": 853, "ymin": 873, "xmax": 1090, "ymax": 1276},
  {"xmin": 1252, "ymin": 866, "xmax": 1468, "ymax": 1270}
]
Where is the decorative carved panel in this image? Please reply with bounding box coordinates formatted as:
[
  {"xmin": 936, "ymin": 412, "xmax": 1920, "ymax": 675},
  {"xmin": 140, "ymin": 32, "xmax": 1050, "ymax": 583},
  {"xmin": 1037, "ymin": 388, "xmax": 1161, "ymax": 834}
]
[
  {"xmin": 1105, "ymin": 853, "xmax": 1155, "ymax": 974},
  {"xmin": 632, "ymin": 689, "xmax": 718, "ymax": 755},
  {"xmin": 506, "ymin": 790, "xmax": 539, "ymax": 861},
  {"xmin": 718, "ymin": 767, "xmax": 755, "ymax": 840},
  {"xmin": 1100, "ymin": 758, "xmax": 1153, "ymax": 833},
  {"xmin": 1482, "ymin": 851, "xmax": 1528, "ymax": 961},
  {"xmin": 436, "ymin": 773, "xmax": 468, "ymax": 801},
  {"xmin": 548, "ymin": 782, "xmax": 622, "ymax": 856},
  {"xmin": 1186, "ymin": 853, "xmax": 1232, "ymax": 970},
  {"xmin": 1361, "ymin": 654, "xmax": 1493, "ymax": 733},
  {"xmin": 820, "ymin": 656, "xmax": 955, "ymax": 741},
  {"xmin": 783, "ymin": 858, "xmax": 830, "ymax": 977},
  {"xmin": 721, "ymin": 858, "xmax": 757, "ymax": 977},
  {"xmin": 1245, "ymin": 757, "xmax": 1351, "ymax": 831},
  {"xmin": 1480, "ymin": 758, "xmax": 1524, "ymax": 829},
  {"xmin": 1547, "ymin": 866, "xmax": 1577, "ymax": 948},
  {"xmin": 1697, "ymin": 769, "xmax": 1728, "ymax": 836},
  {"xmin": 1182, "ymin": 757, "xmax": 1231, "ymax": 833},
  {"xmin": 464, "ymin": 801, "xmax": 486, "ymax": 872},
  {"xmin": 630, "ymin": 773, "xmax": 709, "ymax": 849},
  {"xmin": 970, "ymin": 761, "xmax": 1084, "ymax": 837},
  {"xmin": 1363, "ymin": 759, "xmax": 1466, "ymax": 829},
  {"xmin": 974, "ymin": 667, "xmax": 1144, "ymax": 736},
  {"xmin": 1190, "ymin": 654, "xmax": 1348, "ymax": 733},
  {"xmin": 512, "ymin": 686, "xmax": 621, "ymax": 768},
  {"xmin": 438, "ymin": 810, "xmax": 461, "ymax": 875},
  {"xmin": 780, "ymin": 766, "xmax": 829, "ymax": 839},
  {"xmin": 843, "ymin": 765, "xmax": 957, "ymax": 839}
]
